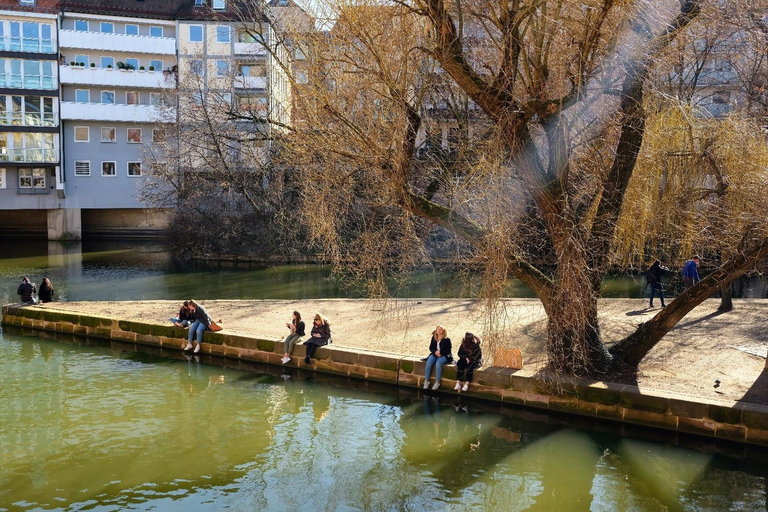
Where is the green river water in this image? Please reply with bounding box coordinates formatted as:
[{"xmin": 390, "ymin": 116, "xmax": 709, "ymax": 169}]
[{"xmin": 1, "ymin": 240, "xmax": 767, "ymax": 511}]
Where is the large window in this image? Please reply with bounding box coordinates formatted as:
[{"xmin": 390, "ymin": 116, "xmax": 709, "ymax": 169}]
[
  {"xmin": 74, "ymin": 160, "xmax": 90, "ymax": 176},
  {"xmin": 75, "ymin": 19, "xmax": 88, "ymax": 32},
  {"xmin": 125, "ymin": 24, "xmax": 139, "ymax": 36},
  {"xmin": 149, "ymin": 59, "xmax": 162, "ymax": 72},
  {"xmin": 152, "ymin": 129, "xmax": 165, "ymax": 143},
  {"xmin": 18, "ymin": 168, "xmax": 45, "ymax": 189},
  {"xmin": 189, "ymin": 59, "xmax": 203, "ymax": 76},
  {"xmin": 150, "ymin": 92, "xmax": 163, "ymax": 106},
  {"xmin": 216, "ymin": 60, "xmax": 229, "ymax": 77},
  {"xmin": 100, "ymin": 22, "xmax": 114, "ymax": 34},
  {"xmin": 101, "ymin": 127, "xmax": 116, "ymax": 143},
  {"xmin": 213, "ymin": 0, "xmax": 226, "ymax": 9},
  {"xmin": 101, "ymin": 91, "xmax": 114, "ymax": 104},
  {"xmin": 189, "ymin": 25, "xmax": 203, "ymax": 42},
  {"xmin": 150, "ymin": 26, "xmax": 163, "ymax": 38},
  {"xmin": 1, "ymin": 95, "xmax": 55, "ymax": 127},
  {"xmin": 101, "ymin": 56, "xmax": 114, "ymax": 69},
  {"xmin": 125, "ymin": 58, "xmax": 139, "ymax": 70},
  {"xmin": 127, "ymin": 128, "xmax": 142, "ymax": 143},
  {"xmin": 127, "ymin": 162, "xmax": 142, "ymax": 177},
  {"xmin": 75, "ymin": 89, "xmax": 89, "ymax": 103},
  {"xmin": 126, "ymin": 92, "xmax": 139, "ymax": 105},
  {"xmin": 75, "ymin": 54, "xmax": 89, "ymax": 67},
  {"xmin": 6, "ymin": 22, "xmax": 53, "ymax": 53},
  {"xmin": 1, "ymin": 132, "xmax": 55, "ymax": 162},
  {"xmin": 101, "ymin": 161, "xmax": 116, "ymax": 177}
]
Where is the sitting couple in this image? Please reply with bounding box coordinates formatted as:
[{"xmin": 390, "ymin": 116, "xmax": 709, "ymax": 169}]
[
  {"xmin": 281, "ymin": 311, "xmax": 331, "ymax": 365},
  {"xmin": 423, "ymin": 326, "xmax": 482, "ymax": 392}
]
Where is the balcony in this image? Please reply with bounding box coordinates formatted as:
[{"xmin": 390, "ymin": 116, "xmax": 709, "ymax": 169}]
[
  {"xmin": 60, "ymin": 101, "xmax": 173, "ymax": 123},
  {"xmin": 0, "ymin": 113, "xmax": 57, "ymax": 128},
  {"xmin": 234, "ymin": 43, "xmax": 267, "ymax": 56},
  {"xmin": 0, "ymin": 74, "xmax": 56, "ymax": 90},
  {"xmin": 0, "ymin": 147, "xmax": 58, "ymax": 163},
  {"xmin": 60, "ymin": 30, "xmax": 176, "ymax": 55},
  {"xmin": 60, "ymin": 66, "xmax": 176, "ymax": 89},
  {"xmin": 234, "ymin": 76, "xmax": 267, "ymax": 90},
  {"xmin": 0, "ymin": 36, "xmax": 56, "ymax": 54}
]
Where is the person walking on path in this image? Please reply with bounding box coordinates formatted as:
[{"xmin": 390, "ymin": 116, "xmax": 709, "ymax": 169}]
[
  {"xmin": 646, "ymin": 260, "xmax": 670, "ymax": 308},
  {"xmin": 682, "ymin": 255, "xmax": 701, "ymax": 289},
  {"xmin": 423, "ymin": 325, "xmax": 452, "ymax": 390},
  {"xmin": 282, "ymin": 311, "xmax": 305, "ymax": 364},
  {"xmin": 38, "ymin": 277, "xmax": 54, "ymax": 303},
  {"xmin": 455, "ymin": 332, "xmax": 482, "ymax": 392},
  {"xmin": 17, "ymin": 277, "xmax": 37, "ymax": 304},
  {"xmin": 184, "ymin": 299, "xmax": 212, "ymax": 354},
  {"xmin": 304, "ymin": 313, "xmax": 331, "ymax": 364}
]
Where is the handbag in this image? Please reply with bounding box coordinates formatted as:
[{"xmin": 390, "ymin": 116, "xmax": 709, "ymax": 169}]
[{"xmin": 209, "ymin": 320, "xmax": 223, "ymax": 332}]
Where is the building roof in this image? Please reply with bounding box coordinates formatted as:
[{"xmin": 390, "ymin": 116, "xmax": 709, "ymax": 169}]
[
  {"xmin": 57, "ymin": 0, "xmax": 188, "ymax": 20},
  {"xmin": 0, "ymin": 0, "xmax": 60, "ymax": 15}
]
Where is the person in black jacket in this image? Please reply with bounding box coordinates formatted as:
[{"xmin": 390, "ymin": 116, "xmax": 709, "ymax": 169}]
[
  {"xmin": 184, "ymin": 299, "xmax": 212, "ymax": 353},
  {"xmin": 281, "ymin": 310, "xmax": 305, "ymax": 364},
  {"xmin": 646, "ymin": 260, "xmax": 670, "ymax": 308},
  {"xmin": 303, "ymin": 313, "xmax": 331, "ymax": 364},
  {"xmin": 38, "ymin": 277, "xmax": 54, "ymax": 303},
  {"xmin": 17, "ymin": 277, "xmax": 37, "ymax": 304},
  {"xmin": 423, "ymin": 325, "xmax": 452, "ymax": 390},
  {"xmin": 170, "ymin": 301, "xmax": 193, "ymax": 327},
  {"xmin": 455, "ymin": 332, "xmax": 482, "ymax": 392}
]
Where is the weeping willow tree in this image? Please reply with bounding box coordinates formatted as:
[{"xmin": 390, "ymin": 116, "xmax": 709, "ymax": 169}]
[{"xmin": 225, "ymin": 0, "xmax": 768, "ymax": 376}]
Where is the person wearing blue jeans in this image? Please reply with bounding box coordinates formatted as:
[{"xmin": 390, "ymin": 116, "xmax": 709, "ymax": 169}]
[
  {"xmin": 183, "ymin": 300, "xmax": 211, "ymax": 354},
  {"xmin": 423, "ymin": 325, "xmax": 452, "ymax": 390}
]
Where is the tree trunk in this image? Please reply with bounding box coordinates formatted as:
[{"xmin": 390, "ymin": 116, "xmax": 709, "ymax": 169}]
[
  {"xmin": 610, "ymin": 237, "xmax": 768, "ymax": 369},
  {"xmin": 719, "ymin": 282, "xmax": 733, "ymax": 312}
]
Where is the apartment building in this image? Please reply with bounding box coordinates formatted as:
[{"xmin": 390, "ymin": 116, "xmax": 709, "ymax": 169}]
[
  {"xmin": 0, "ymin": 0, "xmax": 293, "ymax": 239},
  {"xmin": 0, "ymin": 2, "xmax": 62, "ymax": 235}
]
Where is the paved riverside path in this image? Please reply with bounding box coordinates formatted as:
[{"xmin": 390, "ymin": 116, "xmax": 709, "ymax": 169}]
[{"xmin": 28, "ymin": 298, "xmax": 768, "ymax": 406}]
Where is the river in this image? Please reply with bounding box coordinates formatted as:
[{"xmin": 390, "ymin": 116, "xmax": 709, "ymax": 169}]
[{"xmin": 1, "ymin": 240, "xmax": 767, "ymax": 511}]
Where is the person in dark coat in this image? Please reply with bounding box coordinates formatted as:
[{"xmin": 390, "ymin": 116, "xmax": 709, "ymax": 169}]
[
  {"xmin": 423, "ymin": 325, "xmax": 452, "ymax": 390},
  {"xmin": 17, "ymin": 277, "xmax": 37, "ymax": 304},
  {"xmin": 184, "ymin": 299, "xmax": 212, "ymax": 354},
  {"xmin": 170, "ymin": 300, "xmax": 193, "ymax": 327},
  {"xmin": 646, "ymin": 260, "xmax": 670, "ymax": 308},
  {"xmin": 455, "ymin": 332, "xmax": 482, "ymax": 392},
  {"xmin": 38, "ymin": 277, "xmax": 54, "ymax": 303},
  {"xmin": 281, "ymin": 310, "xmax": 305, "ymax": 364},
  {"xmin": 303, "ymin": 313, "xmax": 331, "ymax": 364}
]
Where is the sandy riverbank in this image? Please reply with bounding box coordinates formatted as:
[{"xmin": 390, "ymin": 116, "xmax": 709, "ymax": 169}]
[{"xmin": 35, "ymin": 298, "xmax": 768, "ymax": 405}]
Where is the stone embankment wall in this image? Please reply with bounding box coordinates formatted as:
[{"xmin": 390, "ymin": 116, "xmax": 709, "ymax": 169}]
[{"xmin": 4, "ymin": 304, "xmax": 768, "ymax": 446}]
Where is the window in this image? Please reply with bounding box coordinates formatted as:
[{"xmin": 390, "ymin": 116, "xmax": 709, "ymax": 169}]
[
  {"xmin": 213, "ymin": 0, "xmax": 226, "ymax": 9},
  {"xmin": 189, "ymin": 25, "xmax": 203, "ymax": 42},
  {"xmin": 152, "ymin": 129, "xmax": 165, "ymax": 143},
  {"xmin": 216, "ymin": 60, "xmax": 229, "ymax": 77},
  {"xmin": 191, "ymin": 91, "xmax": 203, "ymax": 105},
  {"xmin": 125, "ymin": 24, "xmax": 139, "ymax": 36},
  {"xmin": 296, "ymin": 71, "xmax": 308, "ymax": 84},
  {"xmin": 19, "ymin": 168, "xmax": 45, "ymax": 188},
  {"xmin": 216, "ymin": 26, "xmax": 231, "ymax": 43},
  {"xmin": 101, "ymin": 127, "xmax": 116, "ymax": 142},
  {"xmin": 74, "ymin": 126, "xmax": 89, "ymax": 142},
  {"xmin": 74, "ymin": 160, "xmax": 90, "ymax": 176},
  {"xmin": 127, "ymin": 162, "xmax": 142, "ymax": 176},
  {"xmin": 149, "ymin": 59, "xmax": 162, "ymax": 72},
  {"xmin": 23, "ymin": 60, "xmax": 40, "ymax": 88},
  {"xmin": 189, "ymin": 59, "xmax": 203, "ymax": 76},
  {"xmin": 194, "ymin": 0, "xmax": 204, "ymax": 6},
  {"xmin": 126, "ymin": 91, "xmax": 139, "ymax": 105},
  {"xmin": 100, "ymin": 22, "xmax": 114, "ymax": 34},
  {"xmin": 238, "ymin": 31, "xmax": 256, "ymax": 43},
  {"xmin": 75, "ymin": 90, "xmax": 89, "ymax": 103},
  {"xmin": 0, "ymin": 168, "xmax": 5, "ymax": 189},
  {"xmin": 75, "ymin": 19, "xmax": 88, "ymax": 32},
  {"xmin": 125, "ymin": 58, "xmax": 139, "ymax": 70},
  {"xmin": 101, "ymin": 91, "xmax": 114, "ymax": 104},
  {"xmin": 127, "ymin": 128, "xmax": 142, "ymax": 143},
  {"xmin": 75, "ymin": 54, "xmax": 89, "ymax": 67},
  {"xmin": 20, "ymin": 0, "xmax": 37, "ymax": 4},
  {"xmin": 101, "ymin": 161, "xmax": 116, "ymax": 176},
  {"xmin": 101, "ymin": 56, "xmax": 114, "ymax": 69},
  {"xmin": 150, "ymin": 92, "xmax": 163, "ymax": 106},
  {"xmin": 150, "ymin": 26, "xmax": 163, "ymax": 38},
  {"xmin": 150, "ymin": 162, "xmax": 168, "ymax": 175}
]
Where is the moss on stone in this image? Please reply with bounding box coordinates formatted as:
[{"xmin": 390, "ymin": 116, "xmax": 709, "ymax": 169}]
[{"xmin": 400, "ymin": 360, "xmax": 414, "ymax": 374}]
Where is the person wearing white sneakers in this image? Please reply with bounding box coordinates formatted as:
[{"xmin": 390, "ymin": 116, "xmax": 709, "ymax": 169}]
[
  {"xmin": 281, "ymin": 311, "xmax": 305, "ymax": 364},
  {"xmin": 455, "ymin": 332, "xmax": 482, "ymax": 393},
  {"xmin": 183, "ymin": 299, "xmax": 212, "ymax": 354},
  {"xmin": 422, "ymin": 325, "xmax": 452, "ymax": 390}
]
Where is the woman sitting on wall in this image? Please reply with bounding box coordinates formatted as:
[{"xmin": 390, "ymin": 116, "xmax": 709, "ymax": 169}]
[
  {"xmin": 423, "ymin": 325, "xmax": 452, "ymax": 390},
  {"xmin": 170, "ymin": 300, "xmax": 193, "ymax": 327},
  {"xmin": 184, "ymin": 299, "xmax": 211, "ymax": 354},
  {"xmin": 455, "ymin": 332, "xmax": 482, "ymax": 392},
  {"xmin": 281, "ymin": 310, "xmax": 305, "ymax": 364},
  {"xmin": 303, "ymin": 313, "xmax": 331, "ymax": 364}
]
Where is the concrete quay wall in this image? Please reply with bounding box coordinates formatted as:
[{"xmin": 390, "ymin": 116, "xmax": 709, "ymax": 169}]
[{"xmin": 4, "ymin": 304, "xmax": 768, "ymax": 446}]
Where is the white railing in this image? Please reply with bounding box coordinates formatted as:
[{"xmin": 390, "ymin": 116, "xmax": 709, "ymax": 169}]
[
  {"xmin": 234, "ymin": 76, "xmax": 267, "ymax": 89},
  {"xmin": 60, "ymin": 101, "xmax": 173, "ymax": 123},
  {"xmin": 59, "ymin": 66, "xmax": 175, "ymax": 89},
  {"xmin": 59, "ymin": 30, "xmax": 176, "ymax": 55},
  {"xmin": 234, "ymin": 42, "xmax": 267, "ymax": 56}
]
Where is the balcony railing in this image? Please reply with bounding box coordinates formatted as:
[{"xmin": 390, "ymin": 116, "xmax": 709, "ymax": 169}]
[
  {"xmin": 59, "ymin": 65, "xmax": 175, "ymax": 89},
  {"xmin": 60, "ymin": 101, "xmax": 173, "ymax": 123},
  {"xmin": 0, "ymin": 147, "xmax": 58, "ymax": 163},
  {"xmin": 234, "ymin": 75, "xmax": 266, "ymax": 90},
  {"xmin": 60, "ymin": 30, "xmax": 176, "ymax": 55},
  {"xmin": 0, "ymin": 74, "xmax": 56, "ymax": 90},
  {"xmin": 234, "ymin": 42, "xmax": 267, "ymax": 56},
  {"xmin": 0, "ymin": 36, "xmax": 55, "ymax": 53},
  {"xmin": 0, "ymin": 113, "xmax": 57, "ymax": 127}
]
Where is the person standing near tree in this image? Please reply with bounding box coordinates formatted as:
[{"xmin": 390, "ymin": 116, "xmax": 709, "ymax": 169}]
[
  {"xmin": 682, "ymin": 255, "xmax": 701, "ymax": 290},
  {"xmin": 646, "ymin": 261, "xmax": 670, "ymax": 308}
]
